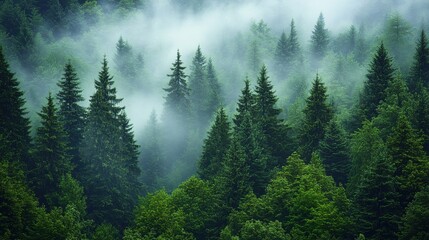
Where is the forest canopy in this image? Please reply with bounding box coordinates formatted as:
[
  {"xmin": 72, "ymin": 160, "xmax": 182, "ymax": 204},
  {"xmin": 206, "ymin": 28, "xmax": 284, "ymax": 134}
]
[{"xmin": 1, "ymin": 0, "xmax": 429, "ymax": 239}]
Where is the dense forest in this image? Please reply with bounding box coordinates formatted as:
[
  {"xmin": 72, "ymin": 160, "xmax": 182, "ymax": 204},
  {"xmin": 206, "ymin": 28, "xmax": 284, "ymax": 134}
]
[{"xmin": 1, "ymin": 0, "xmax": 429, "ymax": 239}]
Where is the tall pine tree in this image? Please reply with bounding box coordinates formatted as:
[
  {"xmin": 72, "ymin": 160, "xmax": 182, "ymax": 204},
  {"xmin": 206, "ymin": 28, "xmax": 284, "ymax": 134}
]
[
  {"xmin": 359, "ymin": 42, "xmax": 395, "ymax": 120},
  {"xmin": 299, "ymin": 74, "xmax": 333, "ymax": 162},
  {"xmin": 205, "ymin": 58, "xmax": 222, "ymax": 119},
  {"xmin": 273, "ymin": 32, "xmax": 289, "ymax": 78},
  {"xmin": 198, "ymin": 108, "xmax": 231, "ymax": 180},
  {"xmin": 409, "ymin": 30, "xmax": 429, "ymax": 92},
  {"xmin": 56, "ymin": 60, "xmax": 85, "ymax": 178},
  {"xmin": 288, "ymin": 19, "xmax": 300, "ymax": 61},
  {"xmin": 31, "ymin": 93, "xmax": 72, "ymax": 208},
  {"xmin": 189, "ymin": 46, "xmax": 208, "ymax": 130},
  {"xmin": 311, "ymin": 13, "xmax": 329, "ymax": 61},
  {"xmin": 0, "ymin": 46, "xmax": 31, "ymax": 167},
  {"xmin": 81, "ymin": 57, "xmax": 139, "ymax": 229}
]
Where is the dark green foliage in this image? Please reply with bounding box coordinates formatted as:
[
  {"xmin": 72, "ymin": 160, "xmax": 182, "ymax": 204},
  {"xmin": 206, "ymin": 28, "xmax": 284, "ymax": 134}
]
[
  {"xmin": 409, "ymin": 30, "xmax": 429, "ymax": 92},
  {"xmin": 387, "ymin": 113, "xmax": 429, "ymax": 208},
  {"xmin": 233, "ymin": 78, "xmax": 255, "ymax": 132},
  {"xmin": 0, "ymin": 46, "xmax": 31, "ymax": 167},
  {"xmin": 352, "ymin": 154, "xmax": 400, "ymax": 240},
  {"xmin": 56, "ymin": 61, "xmax": 85, "ymax": 178},
  {"xmin": 254, "ymin": 65, "xmax": 289, "ymax": 169},
  {"xmin": 199, "ymin": 108, "xmax": 231, "ymax": 180},
  {"xmin": 31, "ymin": 93, "xmax": 72, "ymax": 208},
  {"xmin": 239, "ymin": 220, "xmax": 287, "ymax": 240},
  {"xmin": 140, "ymin": 111, "xmax": 163, "ymax": 192},
  {"xmin": 220, "ymin": 137, "xmax": 251, "ymax": 209},
  {"xmin": 299, "ymin": 74, "xmax": 333, "ymax": 162},
  {"xmin": 319, "ymin": 120, "xmax": 350, "ymax": 185},
  {"xmin": 400, "ymin": 186, "xmax": 429, "ymax": 240},
  {"xmin": 189, "ymin": 46, "xmax": 208, "ymax": 128},
  {"xmin": 288, "ymin": 19, "xmax": 300, "ymax": 61},
  {"xmin": 359, "ymin": 42, "xmax": 395, "ymax": 120},
  {"xmin": 311, "ymin": 13, "xmax": 329, "ymax": 61},
  {"xmin": 413, "ymin": 87, "xmax": 429, "ymax": 154},
  {"xmin": 80, "ymin": 57, "xmax": 140, "ymax": 229}
]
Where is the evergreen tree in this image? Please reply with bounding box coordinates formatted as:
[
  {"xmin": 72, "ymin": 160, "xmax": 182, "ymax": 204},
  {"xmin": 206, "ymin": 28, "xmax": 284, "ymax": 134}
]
[
  {"xmin": 56, "ymin": 60, "xmax": 85, "ymax": 178},
  {"xmin": 413, "ymin": 87, "xmax": 429, "ymax": 154},
  {"xmin": 352, "ymin": 155, "xmax": 400, "ymax": 240},
  {"xmin": 206, "ymin": 58, "xmax": 222, "ymax": 118},
  {"xmin": 409, "ymin": 30, "xmax": 429, "ymax": 92},
  {"xmin": 140, "ymin": 111, "xmax": 163, "ymax": 192},
  {"xmin": 198, "ymin": 108, "xmax": 231, "ymax": 180},
  {"xmin": 31, "ymin": 93, "xmax": 72, "ymax": 208},
  {"xmin": 0, "ymin": 46, "xmax": 31, "ymax": 167},
  {"xmin": 233, "ymin": 78, "xmax": 255, "ymax": 132},
  {"xmin": 273, "ymin": 32, "xmax": 289, "ymax": 78},
  {"xmin": 189, "ymin": 46, "xmax": 208, "ymax": 129},
  {"xmin": 81, "ymin": 57, "xmax": 139, "ymax": 229},
  {"xmin": 288, "ymin": 19, "xmax": 300, "ymax": 61},
  {"xmin": 359, "ymin": 42, "xmax": 395, "ymax": 120},
  {"xmin": 299, "ymin": 74, "xmax": 333, "ymax": 162},
  {"xmin": 114, "ymin": 36, "xmax": 137, "ymax": 80},
  {"xmin": 311, "ymin": 13, "xmax": 329, "ymax": 61},
  {"xmin": 400, "ymin": 186, "xmax": 429, "ymax": 240},
  {"xmin": 254, "ymin": 65, "xmax": 289, "ymax": 168},
  {"xmin": 220, "ymin": 137, "xmax": 251, "ymax": 209},
  {"xmin": 387, "ymin": 112, "xmax": 429, "ymax": 208},
  {"xmin": 319, "ymin": 120, "xmax": 350, "ymax": 185}
]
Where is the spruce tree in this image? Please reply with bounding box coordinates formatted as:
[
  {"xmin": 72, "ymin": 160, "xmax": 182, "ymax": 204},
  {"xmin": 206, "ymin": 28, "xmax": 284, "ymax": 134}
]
[
  {"xmin": 409, "ymin": 30, "xmax": 429, "ymax": 92},
  {"xmin": 233, "ymin": 78, "xmax": 255, "ymax": 132},
  {"xmin": 413, "ymin": 88, "xmax": 429, "ymax": 154},
  {"xmin": 254, "ymin": 65, "xmax": 289, "ymax": 168},
  {"xmin": 198, "ymin": 108, "xmax": 231, "ymax": 180},
  {"xmin": 140, "ymin": 111, "xmax": 163, "ymax": 192},
  {"xmin": 273, "ymin": 32, "xmax": 289, "ymax": 77},
  {"xmin": 288, "ymin": 19, "xmax": 300, "ymax": 61},
  {"xmin": 0, "ymin": 46, "xmax": 31, "ymax": 167},
  {"xmin": 400, "ymin": 186, "xmax": 429, "ymax": 240},
  {"xmin": 311, "ymin": 13, "xmax": 329, "ymax": 61},
  {"xmin": 114, "ymin": 36, "xmax": 136, "ymax": 79},
  {"xmin": 31, "ymin": 93, "xmax": 72, "ymax": 208},
  {"xmin": 299, "ymin": 74, "xmax": 333, "ymax": 162},
  {"xmin": 220, "ymin": 137, "xmax": 251, "ymax": 209},
  {"xmin": 352, "ymin": 155, "xmax": 400, "ymax": 240},
  {"xmin": 359, "ymin": 42, "xmax": 395, "ymax": 120},
  {"xmin": 56, "ymin": 61, "xmax": 85, "ymax": 178},
  {"xmin": 387, "ymin": 112, "xmax": 429, "ymax": 208},
  {"xmin": 319, "ymin": 120, "xmax": 350, "ymax": 185},
  {"xmin": 206, "ymin": 58, "xmax": 222, "ymax": 119},
  {"xmin": 81, "ymin": 57, "xmax": 139, "ymax": 229},
  {"xmin": 189, "ymin": 46, "xmax": 208, "ymax": 129}
]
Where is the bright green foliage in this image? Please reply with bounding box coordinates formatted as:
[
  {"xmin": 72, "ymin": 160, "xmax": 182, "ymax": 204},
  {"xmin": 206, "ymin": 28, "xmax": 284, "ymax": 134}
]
[
  {"xmin": 125, "ymin": 190, "xmax": 194, "ymax": 239},
  {"xmin": 239, "ymin": 220, "xmax": 287, "ymax": 240},
  {"xmin": 347, "ymin": 121, "xmax": 387, "ymax": 197},
  {"xmin": 57, "ymin": 173, "xmax": 87, "ymax": 216},
  {"xmin": 92, "ymin": 223, "xmax": 120, "ymax": 240},
  {"xmin": 0, "ymin": 46, "xmax": 31, "ymax": 167},
  {"xmin": 373, "ymin": 74, "xmax": 412, "ymax": 140},
  {"xmin": 319, "ymin": 120, "xmax": 350, "ymax": 185},
  {"xmin": 299, "ymin": 74, "xmax": 333, "ymax": 162},
  {"xmin": 352, "ymin": 154, "xmax": 400, "ymax": 240},
  {"xmin": 311, "ymin": 13, "xmax": 329, "ymax": 60},
  {"xmin": 0, "ymin": 161, "xmax": 40, "ymax": 239},
  {"xmin": 206, "ymin": 58, "xmax": 222, "ymax": 119},
  {"xmin": 189, "ymin": 46, "xmax": 208, "ymax": 128},
  {"xmin": 31, "ymin": 93, "xmax": 72, "ymax": 208},
  {"xmin": 220, "ymin": 137, "xmax": 251, "ymax": 209},
  {"xmin": 255, "ymin": 65, "xmax": 290, "ymax": 168},
  {"xmin": 400, "ymin": 186, "xmax": 429, "ymax": 240},
  {"xmin": 172, "ymin": 177, "xmax": 222, "ymax": 239},
  {"xmin": 199, "ymin": 108, "xmax": 231, "ymax": 180},
  {"xmin": 387, "ymin": 113, "xmax": 429, "ymax": 208},
  {"xmin": 226, "ymin": 152, "xmax": 351, "ymax": 239},
  {"xmin": 359, "ymin": 42, "xmax": 395, "ymax": 120},
  {"xmin": 408, "ymin": 30, "xmax": 429, "ymax": 92},
  {"xmin": 56, "ymin": 60, "xmax": 85, "ymax": 178},
  {"xmin": 80, "ymin": 57, "xmax": 140, "ymax": 229},
  {"xmin": 140, "ymin": 111, "xmax": 163, "ymax": 192}
]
